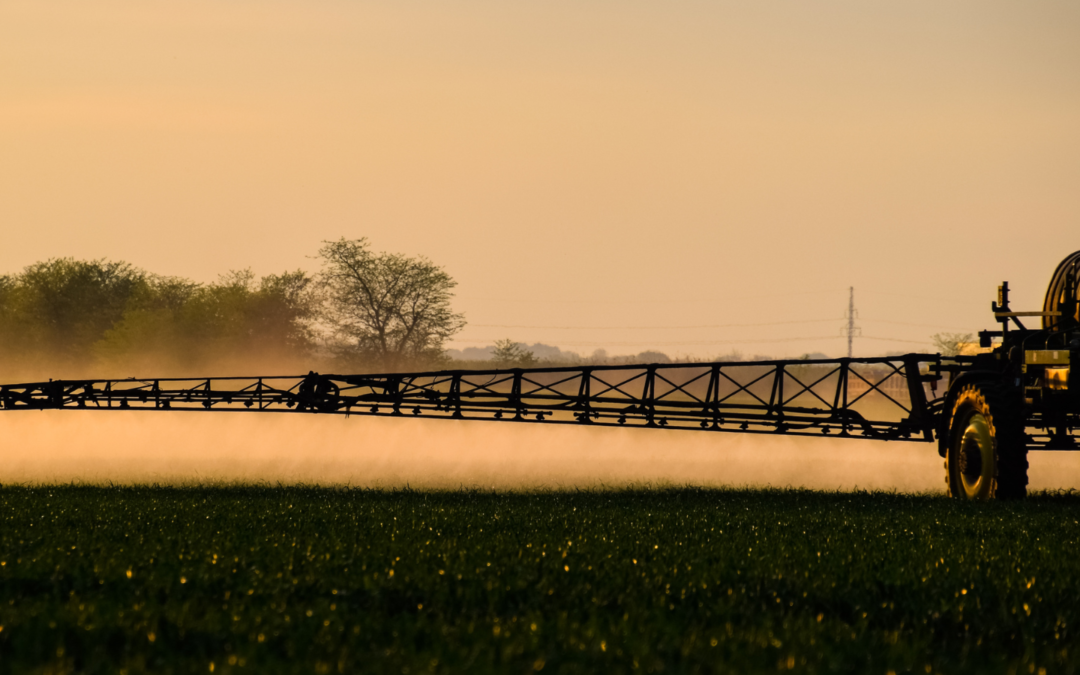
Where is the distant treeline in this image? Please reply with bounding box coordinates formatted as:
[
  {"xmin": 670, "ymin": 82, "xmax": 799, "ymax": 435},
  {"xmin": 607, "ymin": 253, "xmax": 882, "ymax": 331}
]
[
  {"xmin": 0, "ymin": 259, "xmax": 318, "ymax": 380},
  {"xmin": 446, "ymin": 342, "xmax": 794, "ymax": 369},
  {"xmin": 0, "ymin": 239, "xmax": 465, "ymax": 380},
  {"xmin": 0, "ymin": 246, "xmax": 823, "ymax": 381}
]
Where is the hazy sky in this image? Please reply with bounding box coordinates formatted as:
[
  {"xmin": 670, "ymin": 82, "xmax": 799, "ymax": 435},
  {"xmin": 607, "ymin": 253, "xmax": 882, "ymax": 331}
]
[{"xmin": 2, "ymin": 1, "xmax": 1077, "ymax": 359}]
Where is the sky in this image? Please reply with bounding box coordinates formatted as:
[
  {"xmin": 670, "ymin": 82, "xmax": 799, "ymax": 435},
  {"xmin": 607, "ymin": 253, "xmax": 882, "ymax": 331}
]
[{"xmin": 2, "ymin": 0, "xmax": 1078, "ymax": 359}]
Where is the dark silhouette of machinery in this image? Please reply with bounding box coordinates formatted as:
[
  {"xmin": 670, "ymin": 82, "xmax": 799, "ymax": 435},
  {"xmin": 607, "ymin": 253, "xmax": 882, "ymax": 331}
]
[{"xmin": 4, "ymin": 252, "xmax": 1080, "ymax": 501}]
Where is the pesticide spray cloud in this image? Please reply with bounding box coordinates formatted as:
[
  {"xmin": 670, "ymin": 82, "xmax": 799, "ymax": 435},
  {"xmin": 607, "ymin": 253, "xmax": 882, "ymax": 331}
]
[{"xmin": 1, "ymin": 410, "xmax": 1074, "ymax": 491}]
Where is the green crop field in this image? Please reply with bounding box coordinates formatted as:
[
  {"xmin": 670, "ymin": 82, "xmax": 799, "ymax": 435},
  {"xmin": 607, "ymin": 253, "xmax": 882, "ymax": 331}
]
[{"xmin": 1, "ymin": 486, "xmax": 1079, "ymax": 675}]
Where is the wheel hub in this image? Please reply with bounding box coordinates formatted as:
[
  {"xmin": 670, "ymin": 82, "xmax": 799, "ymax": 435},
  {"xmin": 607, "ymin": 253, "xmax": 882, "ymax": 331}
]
[
  {"xmin": 959, "ymin": 438, "xmax": 982, "ymax": 479},
  {"xmin": 958, "ymin": 412, "xmax": 994, "ymax": 497}
]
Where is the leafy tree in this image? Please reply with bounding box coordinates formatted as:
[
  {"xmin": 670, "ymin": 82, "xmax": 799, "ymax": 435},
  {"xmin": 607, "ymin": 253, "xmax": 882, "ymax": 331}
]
[
  {"xmin": 317, "ymin": 238, "xmax": 465, "ymax": 371},
  {"xmin": 492, "ymin": 339, "xmax": 537, "ymax": 368},
  {"xmin": 0, "ymin": 259, "xmax": 148, "ymax": 377},
  {"xmin": 94, "ymin": 270, "xmax": 317, "ymax": 375},
  {"xmin": 931, "ymin": 332, "xmax": 975, "ymax": 357},
  {"xmin": 247, "ymin": 270, "xmax": 319, "ymax": 358}
]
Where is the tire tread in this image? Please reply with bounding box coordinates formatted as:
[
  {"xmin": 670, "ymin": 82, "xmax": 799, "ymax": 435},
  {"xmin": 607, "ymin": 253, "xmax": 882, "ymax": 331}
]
[{"xmin": 946, "ymin": 381, "xmax": 1028, "ymax": 500}]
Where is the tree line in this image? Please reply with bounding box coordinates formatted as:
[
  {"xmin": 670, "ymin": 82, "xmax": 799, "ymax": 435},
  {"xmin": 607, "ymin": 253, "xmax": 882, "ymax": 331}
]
[
  {"xmin": 0, "ymin": 239, "xmax": 463, "ymax": 381},
  {"xmin": 7, "ymin": 235, "xmax": 943, "ymax": 380}
]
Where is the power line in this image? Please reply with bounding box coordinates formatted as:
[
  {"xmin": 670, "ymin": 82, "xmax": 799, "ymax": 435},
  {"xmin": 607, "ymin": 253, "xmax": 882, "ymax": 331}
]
[
  {"xmin": 457, "ymin": 286, "xmax": 942, "ymax": 351},
  {"xmin": 469, "ymin": 286, "xmax": 975, "ymax": 307},
  {"xmin": 468, "ymin": 318, "xmax": 842, "ymax": 330},
  {"xmin": 469, "ymin": 288, "xmax": 847, "ymax": 305},
  {"xmin": 452, "ymin": 336, "xmax": 839, "ymax": 347},
  {"xmin": 448, "ymin": 335, "xmax": 931, "ymax": 348},
  {"xmin": 860, "ymin": 318, "xmax": 974, "ymax": 331},
  {"xmin": 464, "ymin": 316, "xmax": 973, "ymax": 332},
  {"xmin": 858, "ymin": 289, "xmax": 976, "ymax": 305},
  {"xmin": 860, "ymin": 336, "xmax": 934, "ymax": 345},
  {"xmin": 466, "ymin": 317, "xmax": 971, "ymax": 331}
]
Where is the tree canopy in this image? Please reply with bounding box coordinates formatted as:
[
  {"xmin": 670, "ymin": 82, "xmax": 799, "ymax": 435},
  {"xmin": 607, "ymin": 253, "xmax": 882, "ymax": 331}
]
[
  {"xmin": 92, "ymin": 269, "xmax": 318, "ymax": 376},
  {"xmin": 0, "ymin": 259, "xmax": 319, "ymax": 380},
  {"xmin": 0, "ymin": 242, "xmax": 467, "ymax": 380},
  {"xmin": 0, "ymin": 259, "xmax": 148, "ymax": 376},
  {"xmin": 317, "ymin": 238, "xmax": 465, "ymax": 371}
]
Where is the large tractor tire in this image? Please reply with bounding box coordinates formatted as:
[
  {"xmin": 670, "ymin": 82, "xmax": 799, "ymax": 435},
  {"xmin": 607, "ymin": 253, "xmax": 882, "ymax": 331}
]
[{"xmin": 945, "ymin": 382, "xmax": 1028, "ymax": 500}]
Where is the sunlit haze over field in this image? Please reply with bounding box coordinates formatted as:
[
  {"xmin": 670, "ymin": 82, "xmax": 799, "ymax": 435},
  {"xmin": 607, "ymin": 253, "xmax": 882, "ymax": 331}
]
[
  {"xmin": 4, "ymin": 411, "xmax": 1080, "ymax": 492},
  {"xmin": 2, "ymin": 1, "xmax": 1079, "ymax": 490}
]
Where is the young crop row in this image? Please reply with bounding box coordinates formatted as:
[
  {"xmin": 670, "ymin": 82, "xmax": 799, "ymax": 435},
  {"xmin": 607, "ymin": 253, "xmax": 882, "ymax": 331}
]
[{"xmin": 1, "ymin": 487, "xmax": 1078, "ymax": 674}]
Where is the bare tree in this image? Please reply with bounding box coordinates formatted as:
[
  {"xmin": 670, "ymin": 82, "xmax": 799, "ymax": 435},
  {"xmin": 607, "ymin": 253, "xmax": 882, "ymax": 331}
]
[
  {"xmin": 931, "ymin": 332, "xmax": 975, "ymax": 357},
  {"xmin": 317, "ymin": 238, "xmax": 465, "ymax": 371}
]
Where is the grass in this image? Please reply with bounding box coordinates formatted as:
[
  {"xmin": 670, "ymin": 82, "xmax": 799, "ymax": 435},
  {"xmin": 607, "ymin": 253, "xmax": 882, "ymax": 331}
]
[{"xmin": 1, "ymin": 486, "xmax": 1079, "ymax": 674}]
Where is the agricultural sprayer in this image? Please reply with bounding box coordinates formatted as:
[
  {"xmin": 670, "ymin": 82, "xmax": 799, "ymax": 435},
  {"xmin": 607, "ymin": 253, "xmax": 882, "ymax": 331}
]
[{"xmin": 4, "ymin": 252, "xmax": 1080, "ymax": 500}]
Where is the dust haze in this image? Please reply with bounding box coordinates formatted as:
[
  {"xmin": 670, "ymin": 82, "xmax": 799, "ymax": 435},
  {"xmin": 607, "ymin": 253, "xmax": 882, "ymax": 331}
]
[{"xmin": 3, "ymin": 411, "xmax": 1078, "ymax": 492}]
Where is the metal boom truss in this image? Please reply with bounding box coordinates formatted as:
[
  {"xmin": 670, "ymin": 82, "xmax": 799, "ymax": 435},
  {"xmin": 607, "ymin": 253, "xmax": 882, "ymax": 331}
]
[{"xmin": 0, "ymin": 355, "xmax": 945, "ymax": 442}]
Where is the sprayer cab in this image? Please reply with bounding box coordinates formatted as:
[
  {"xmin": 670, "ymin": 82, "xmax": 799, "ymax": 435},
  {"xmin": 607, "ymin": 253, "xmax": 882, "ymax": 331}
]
[
  {"xmin": 960, "ymin": 253, "xmax": 1080, "ymax": 451},
  {"xmin": 996, "ymin": 256, "xmax": 1080, "ymax": 424}
]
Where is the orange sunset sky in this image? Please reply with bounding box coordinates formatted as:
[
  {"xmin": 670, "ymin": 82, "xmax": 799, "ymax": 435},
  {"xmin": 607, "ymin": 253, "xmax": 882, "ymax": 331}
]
[{"xmin": 2, "ymin": 1, "xmax": 1077, "ymax": 359}]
